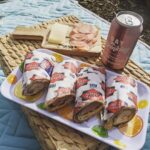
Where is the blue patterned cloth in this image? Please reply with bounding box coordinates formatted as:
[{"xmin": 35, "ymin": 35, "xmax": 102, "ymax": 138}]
[
  {"xmin": 0, "ymin": 0, "xmax": 150, "ymax": 150},
  {"xmin": 0, "ymin": 71, "xmax": 40, "ymax": 150}
]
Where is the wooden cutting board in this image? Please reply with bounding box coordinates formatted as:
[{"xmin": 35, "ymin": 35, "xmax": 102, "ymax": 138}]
[{"xmin": 11, "ymin": 23, "xmax": 102, "ymax": 57}]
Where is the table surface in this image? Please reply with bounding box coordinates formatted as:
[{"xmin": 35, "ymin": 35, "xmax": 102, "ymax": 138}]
[{"xmin": 0, "ymin": 0, "xmax": 150, "ymax": 150}]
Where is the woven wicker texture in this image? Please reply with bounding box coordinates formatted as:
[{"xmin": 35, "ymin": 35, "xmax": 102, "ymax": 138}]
[{"xmin": 0, "ymin": 16, "xmax": 150, "ymax": 150}]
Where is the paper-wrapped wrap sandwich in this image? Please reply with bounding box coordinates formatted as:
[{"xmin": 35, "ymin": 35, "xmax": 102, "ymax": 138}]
[
  {"xmin": 73, "ymin": 67, "xmax": 105, "ymax": 122},
  {"xmin": 102, "ymin": 74, "xmax": 138, "ymax": 129},
  {"xmin": 22, "ymin": 51, "xmax": 55, "ymax": 96},
  {"xmin": 45, "ymin": 60, "xmax": 78, "ymax": 111}
]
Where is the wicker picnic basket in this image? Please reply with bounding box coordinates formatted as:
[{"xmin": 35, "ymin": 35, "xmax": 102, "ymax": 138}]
[{"xmin": 0, "ymin": 16, "xmax": 150, "ymax": 150}]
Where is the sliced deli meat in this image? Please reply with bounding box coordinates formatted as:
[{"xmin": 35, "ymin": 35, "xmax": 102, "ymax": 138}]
[
  {"xmin": 70, "ymin": 23, "xmax": 100, "ymax": 51},
  {"xmin": 73, "ymin": 66, "xmax": 105, "ymax": 123},
  {"xmin": 86, "ymin": 33, "xmax": 98, "ymax": 42},
  {"xmin": 102, "ymin": 74, "xmax": 138, "ymax": 130},
  {"xmin": 78, "ymin": 24, "xmax": 93, "ymax": 34},
  {"xmin": 22, "ymin": 51, "xmax": 55, "ymax": 96},
  {"xmin": 45, "ymin": 60, "xmax": 78, "ymax": 112},
  {"xmin": 70, "ymin": 40, "xmax": 90, "ymax": 51},
  {"xmin": 75, "ymin": 23, "xmax": 97, "ymax": 34},
  {"xmin": 70, "ymin": 33, "xmax": 87, "ymax": 41}
]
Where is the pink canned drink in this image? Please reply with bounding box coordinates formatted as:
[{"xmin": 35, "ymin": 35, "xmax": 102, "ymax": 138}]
[{"xmin": 102, "ymin": 11, "xmax": 143, "ymax": 70}]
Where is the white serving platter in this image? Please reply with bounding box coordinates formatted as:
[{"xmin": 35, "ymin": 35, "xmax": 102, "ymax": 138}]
[{"xmin": 1, "ymin": 49, "xmax": 150, "ymax": 150}]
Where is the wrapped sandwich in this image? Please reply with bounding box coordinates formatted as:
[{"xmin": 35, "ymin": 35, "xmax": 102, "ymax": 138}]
[
  {"xmin": 22, "ymin": 51, "xmax": 55, "ymax": 96},
  {"xmin": 45, "ymin": 60, "xmax": 78, "ymax": 111},
  {"xmin": 73, "ymin": 66, "xmax": 105, "ymax": 123},
  {"xmin": 102, "ymin": 74, "xmax": 138, "ymax": 129}
]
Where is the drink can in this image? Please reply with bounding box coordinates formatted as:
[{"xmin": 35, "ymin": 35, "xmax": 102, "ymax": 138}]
[{"xmin": 102, "ymin": 11, "xmax": 143, "ymax": 70}]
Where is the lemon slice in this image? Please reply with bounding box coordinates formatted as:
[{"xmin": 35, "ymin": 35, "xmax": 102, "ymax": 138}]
[
  {"xmin": 52, "ymin": 53, "xmax": 64, "ymax": 63},
  {"xmin": 79, "ymin": 63, "xmax": 91, "ymax": 68},
  {"xmin": 7, "ymin": 74, "xmax": 17, "ymax": 84},
  {"xmin": 119, "ymin": 115, "xmax": 143, "ymax": 137},
  {"xmin": 57, "ymin": 103, "xmax": 74, "ymax": 120},
  {"xmin": 138, "ymin": 100, "xmax": 148, "ymax": 109},
  {"xmin": 14, "ymin": 81, "xmax": 43, "ymax": 102},
  {"xmin": 114, "ymin": 139, "xmax": 126, "ymax": 149}
]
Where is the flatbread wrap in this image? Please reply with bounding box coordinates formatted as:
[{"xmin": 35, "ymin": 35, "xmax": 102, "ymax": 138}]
[
  {"xmin": 22, "ymin": 51, "xmax": 55, "ymax": 96},
  {"xmin": 45, "ymin": 60, "xmax": 78, "ymax": 111},
  {"xmin": 73, "ymin": 66, "xmax": 105, "ymax": 122},
  {"xmin": 102, "ymin": 74, "xmax": 138, "ymax": 129}
]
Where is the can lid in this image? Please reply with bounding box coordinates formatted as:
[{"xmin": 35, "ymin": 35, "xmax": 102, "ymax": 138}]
[{"xmin": 116, "ymin": 11, "xmax": 143, "ymax": 27}]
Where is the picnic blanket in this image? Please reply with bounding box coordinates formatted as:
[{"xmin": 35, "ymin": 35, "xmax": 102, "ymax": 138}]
[
  {"xmin": 0, "ymin": 70, "xmax": 40, "ymax": 150},
  {"xmin": 0, "ymin": 0, "xmax": 150, "ymax": 150}
]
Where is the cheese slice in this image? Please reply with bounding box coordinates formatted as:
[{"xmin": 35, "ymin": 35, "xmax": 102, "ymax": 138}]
[{"xmin": 48, "ymin": 23, "xmax": 69, "ymax": 44}]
